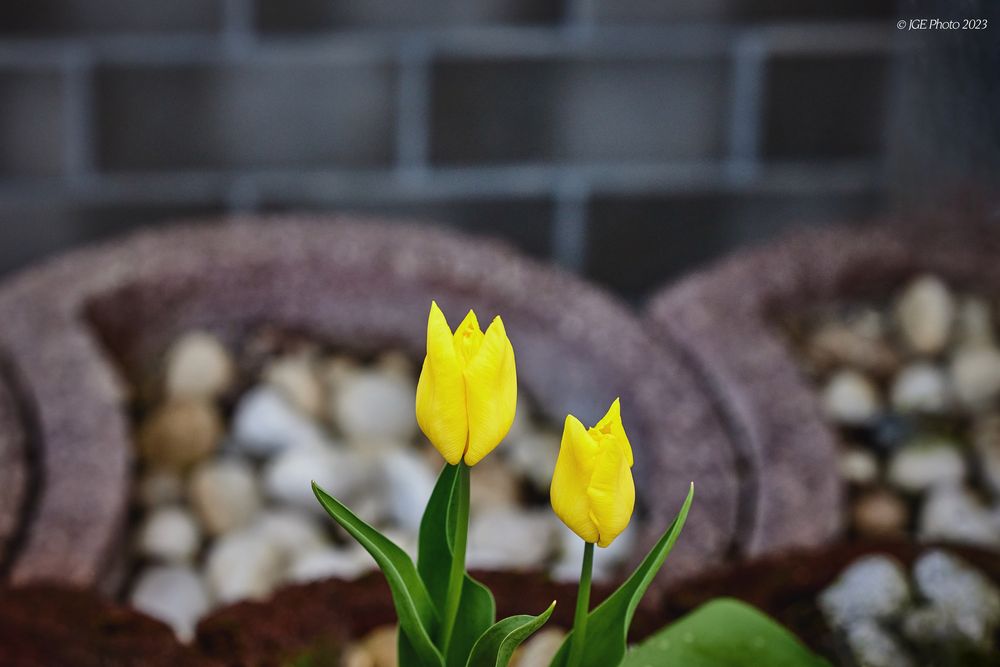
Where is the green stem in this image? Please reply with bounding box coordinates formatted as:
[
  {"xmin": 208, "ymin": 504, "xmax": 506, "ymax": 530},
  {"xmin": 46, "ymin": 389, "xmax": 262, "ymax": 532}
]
[
  {"xmin": 567, "ymin": 541, "xmax": 595, "ymax": 667},
  {"xmin": 439, "ymin": 462, "xmax": 470, "ymax": 654}
]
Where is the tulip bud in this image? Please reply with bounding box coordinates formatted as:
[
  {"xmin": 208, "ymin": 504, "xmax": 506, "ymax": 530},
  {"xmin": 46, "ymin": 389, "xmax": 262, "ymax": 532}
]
[
  {"xmin": 550, "ymin": 398, "xmax": 635, "ymax": 547},
  {"xmin": 415, "ymin": 301, "xmax": 517, "ymax": 466}
]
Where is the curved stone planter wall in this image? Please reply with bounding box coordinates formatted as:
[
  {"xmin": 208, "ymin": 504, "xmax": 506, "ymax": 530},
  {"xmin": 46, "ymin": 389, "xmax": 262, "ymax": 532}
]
[
  {"xmin": 645, "ymin": 222, "xmax": 1000, "ymax": 557},
  {"xmin": 0, "ymin": 217, "xmax": 741, "ymax": 588}
]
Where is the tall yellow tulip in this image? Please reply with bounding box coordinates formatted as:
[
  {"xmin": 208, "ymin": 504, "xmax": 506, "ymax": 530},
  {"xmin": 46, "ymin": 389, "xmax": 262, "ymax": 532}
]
[
  {"xmin": 415, "ymin": 301, "xmax": 517, "ymax": 466},
  {"xmin": 551, "ymin": 398, "xmax": 635, "ymax": 548}
]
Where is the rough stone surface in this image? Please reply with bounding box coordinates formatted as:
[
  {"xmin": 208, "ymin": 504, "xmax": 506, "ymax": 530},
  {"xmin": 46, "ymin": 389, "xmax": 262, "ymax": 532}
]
[
  {"xmin": 645, "ymin": 222, "xmax": 1000, "ymax": 561},
  {"xmin": 0, "ymin": 218, "xmax": 738, "ymax": 587}
]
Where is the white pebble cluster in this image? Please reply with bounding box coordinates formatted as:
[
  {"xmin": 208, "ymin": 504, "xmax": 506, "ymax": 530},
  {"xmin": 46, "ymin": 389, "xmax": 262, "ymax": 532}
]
[
  {"xmin": 790, "ymin": 275, "xmax": 1000, "ymax": 545},
  {"xmin": 127, "ymin": 330, "xmax": 631, "ymax": 640}
]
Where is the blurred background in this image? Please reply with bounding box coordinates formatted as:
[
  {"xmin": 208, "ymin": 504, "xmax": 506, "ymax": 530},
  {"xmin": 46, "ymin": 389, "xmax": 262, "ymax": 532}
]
[{"xmin": 0, "ymin": 0, "xmax": 996, "ymax": 301}]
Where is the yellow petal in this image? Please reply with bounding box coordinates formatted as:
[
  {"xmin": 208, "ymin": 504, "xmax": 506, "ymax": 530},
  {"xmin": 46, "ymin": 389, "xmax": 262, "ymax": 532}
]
[
  {"xmin": 550, "ymin": 414, "xmax": 600, "ymax": 543},
  {"xmin": 587, "ymin": 434, "xmax": 635, "ymax": 547},
  {"xmin": 589, "ymin": 397, "xmax": 633, "ymax": 467},
  {"xmin": 453, "ymin": 309, "xmax": 485, "ymax": 366},
  {"xmin": 462, "ymin": 315, "xmax": 517, "ymax": 465},
  {"xmin": 416, "ymin": 302, "xmax": 468, "ymax": 464}
]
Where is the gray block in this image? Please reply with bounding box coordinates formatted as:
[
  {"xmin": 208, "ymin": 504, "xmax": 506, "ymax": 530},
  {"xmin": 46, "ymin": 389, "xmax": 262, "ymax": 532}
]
[
  {"xmin": 0, "ymin": 71, "xmax": 65, "ymax": 177},
  {"xmin": 763, "ymin": 54, "xmax": 890, "ymax": 159},
  {"xmin": 0, "ymin": 0, "xmax": 222, "ymax": 35},
  {"xmin": 431, "ymin": 57, "xmax": 730, "ymax": 164},
  {"xmin": 261, "ymin": 196, "xmax": 554, "ymax": 258},
  {"xmin": 254, "ymin": 0, "xmax": 561, "ymax": 31},
  {"xmin": 586, "ymin": 191, "xmax": 881, "ymax": 296},
  {"xmin": 96, "ymin": 61, "xmax": 397, "ymax": 171},
  {"xmin": 587, "ymin": 0, "xmax": 893, "ymax": 22}
]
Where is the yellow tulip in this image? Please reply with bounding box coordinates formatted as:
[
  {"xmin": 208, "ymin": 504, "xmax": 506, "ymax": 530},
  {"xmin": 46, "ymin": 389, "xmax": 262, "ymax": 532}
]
[
  {"xmin": 415, "ymin": 301, "xmax": 517, "ymax": 466},
  {"xmin": 550, "ymin": 399, "xmax": 635, "ymax": 548}
]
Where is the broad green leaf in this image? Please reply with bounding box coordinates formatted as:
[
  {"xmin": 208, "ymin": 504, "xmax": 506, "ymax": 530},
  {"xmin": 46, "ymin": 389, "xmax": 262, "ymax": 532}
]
[
  {"xmin": 621, "ymin": 599, "xmax": 832, "ymax": 667},
  {"xmin": 447, "ymin": 575, "xmax": 496, "ymax": 666},
  {"xmin": 313, "ymin": 482, "xmax": 443, "ymax": 667},
  {"xmin": 467, "ymin": 602, "xmax": 557, "ymax": 667},
  {"xmin": 549, "ymin": 483, "xmax": 694, "ymax": 667},
  {"xmin": 419, "ymin": 463, "xmax": 462, "ymax": 611},
  {"xmin": 419, "ymin": 464, "xmax": 495, "ymax": 666}
]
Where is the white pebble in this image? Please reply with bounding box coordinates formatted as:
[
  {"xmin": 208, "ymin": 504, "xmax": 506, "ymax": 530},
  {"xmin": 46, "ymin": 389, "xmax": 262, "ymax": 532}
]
[
  {"xmin": 950, "ymin": 346, "xmax": 1000, "ymax": 411},
  {"xmin": 286, "ymin": 547, "xmax": 375, "ymax": 584},
  {"xmin": 381, "ymin": 448, "xmax": 437, "ymax": 533},
  {"xmin": 231, "ymin": 386, "xmax": 327, "ymax": 456},
  {"xmin": 839, "ymin": 447, "xmax": 881, "ymax": 486},
  {"xmin": 552, "ymin": 522, "xmax": 635, "ymax": 583},
  {"xmin": 919, "ymin": 484, "xmax": 1000, "ymax": 548},
  {"xmin": 135, "ymin": 468, "xmax": 184, "ymax": 508},
  {"xmin": 896, "ymin": 276, "xmax": 955, "ymax": 356},
  {"xmin": 206, "ymin": 528, "xmax": 284, "ymax": 604},
  {"xmin": 137, "ymin": 506, "xmax": 201, "ymax": 563},
  {"xmin": 164, "ymin": 332, "xmax": 235, "ymax": 400},
  {"xmin": 504, "ymin": 431, "xmax": 560, "ymax": 492},
  {"xmin": 890, "ymin": 363, "xmax": 950, "ymax": 413},
  {"xmin": 331, "ymin": 370, "xmax": 418, "ymax": 442},
  {"xmin": 130, "ymin": 565, "xmax": 211, "ymax": 642},
  {"xmin": 252, "ymin": 509, "xmax": 329, "ymax": 560},
  {"xmin": 818, "ymin": 555, "xmax": 911, "ymax": 627},
  {"xmin": 188, "ymin": 458, "xmax": 261, "ymax": 536},
  {"xmin": 467, "ymin": 509, "xmax": 557, "ymax": 570},
  {"xmin": 887, "ymin": 440, "xmax": 966, "ymax": 493},
  {"xmin": 264, "ymin": 440, "xmax": 364, "ymax": 514},
  {"xmin": 822, "ymin": 370, "xmax": 881, "ymax": 425},
  {"xmin": 263, "ymin": 355, "xmax": 324, "ymax": 418}
]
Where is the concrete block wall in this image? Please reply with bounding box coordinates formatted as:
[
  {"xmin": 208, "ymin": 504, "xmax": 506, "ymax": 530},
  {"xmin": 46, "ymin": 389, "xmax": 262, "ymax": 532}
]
[{"xmin": 0, "ymin": 0, "xmax": 898, "ymax": 298}]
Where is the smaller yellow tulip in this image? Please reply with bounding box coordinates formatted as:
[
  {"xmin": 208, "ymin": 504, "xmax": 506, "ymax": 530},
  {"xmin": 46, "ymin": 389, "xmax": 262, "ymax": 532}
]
[
  {"xmin": 550, "ymin": 398, "xmax": 635, "ymax": 548},
  {"xmin": 415, "ymin": 301, "xmax": 517, "ymax": 466}
]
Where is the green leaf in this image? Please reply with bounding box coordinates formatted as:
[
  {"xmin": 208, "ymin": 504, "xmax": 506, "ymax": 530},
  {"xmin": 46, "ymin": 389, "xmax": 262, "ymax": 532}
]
[
  {"xmin": 549, "ymin": 483, "xmax": 694, "ymax": 667},
  {"xmin": 467, "ymin": 601, "xmax": 557, "ymax": 667},
  {"xmin": 621, "ymin": 599, "xmax": 832, "ymax": 667},
  {"xmin": 312, "ymin": 482, "xmax": 443, "ymax": 667},
  {"xmin": 447, "ymin": 575, "xmax": 498, "ymax": 666},
  {"xmin": 419, "ymin": 464, "xmax": 495, "ymax": 666}
]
